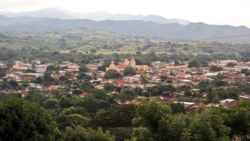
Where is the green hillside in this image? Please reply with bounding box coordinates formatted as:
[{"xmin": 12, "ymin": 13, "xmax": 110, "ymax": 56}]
[{"xmin": 1, "ymin": 16, "xmax": 250, "ymax": 42}]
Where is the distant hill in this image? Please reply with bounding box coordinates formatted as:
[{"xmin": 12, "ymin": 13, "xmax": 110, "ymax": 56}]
[
  {"xmin": 0, "ymin": 8, "xmax": 190, "ymax": 25},
  {"xmin": 0, "ymin": 8, "xmax": 75, "ymax": 19},
  {"xmin": 167, "ymin": 22, "xmax": 250, "ymax": 42},
  {"xmin": 0, "ymin": 16, "xmax": 43, "ymax": 26},
  {"xmin": 1, "ymin": 16, "xmax": 250, "ymax": 42},
  {"xmin": 27, "ymin": 19, "xmax": 185, "ymax": 37}
]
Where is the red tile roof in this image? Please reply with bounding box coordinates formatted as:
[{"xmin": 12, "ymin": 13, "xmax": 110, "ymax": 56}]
[
  {"xmin": 113, "ymin": 79, "xmax": 126, "ymax": 85},
  {"xmin": 225, "ymin": 100, "xmax": 240, "ymax": 108},
  {"xmin": 46, "ymin": 86, "xmax": 58, "ymax": 90},
  {"xmin": 52, "ymin": 76, "xmax": 60, "ymax": 79},
  {"xmin": 79, "ymin": 93, "xmax": 88, "ymax": 98},
  {"xmin": 22, "ymin": 76, "xmax": 35, "ymax": 80},
  {"xmin": 20, "ymin": 90, "xmax": 28, "ymax": 95},
  {"xmin": 115, "ymin": 65, "xmax": 129, "ymax": 68}
]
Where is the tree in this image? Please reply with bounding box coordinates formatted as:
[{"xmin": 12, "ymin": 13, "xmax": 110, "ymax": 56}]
[
  {"xmin": 59, "ymin": 76, "xmax": 68, "ymax": 81},
  {"xmin": 226, "ymin": 62, "xmax": 236, "ymax": 67},
  {"xmin": 136, "ymin": 51, "xmax": 142, "ymax": 55},
  {"xmin": 6, "ymin": 62, "xmax": 13, "ymax": 68},
  {"xmin": 75, "ymin": 97, "xmax": 99, "ymax": 113},
  {"xmin": 207, "ymin": 49, "xmax": 214, "ymax": 54},
  {"xmin": 167, "ymin": 85, "xmax": 176, "ymax": 97},
  {"xmin": 104, "ymin": 83, "xmax": 115, "ymax": 91},
  {"xmin": 246, "ymin": 71, "xmax": 250, "ymax": 76},
  {"xmin": 61, "ymin": 106, "xmax": 89, "ymax": 118},
  {"xmin": 90, "ymin": 49, "xmax": 97, "ymax": 53},
  {"xmin": 174, "ymin": 60, "xmax": 180, "ymax": 66},
  {"xmin": 184, "ymin": 89, "xmax": 192, "ymax": 97},
  {"xmin": 24, "ymin": 89, "xmax": 46, "ymax": 106},
  {"xmin": 118, "ymin": 89, "xmax": 137, "ymax": 103},
  {"xmin": 81, "ymin": 82, "xmax": 95, "ymax": 92},
  {"xmin": 241, "ymin": 68, "xmax": 249, "ymax": 74},
  {"xmin": 47, "ymin": 65, "xmax": 58, "ymax": 72},
  {"xmin": 141, "ymin": 76, "xmax": 148, "ymax": 84},
  {"xmin": 160, "ymin": 76, "xmax": 167, "ymax": 82},
  {"xmin": 123, "ymin": 66, "xmax": 136, "ymax": 76},
  {"xmin": 61, "ymin": 126, "xmax": 115, "ymax": 141},
  {"xmin": 90, "ymin": 105, "xmax": 137, "ymax": 128},
  {"xmin": 89, "ymin": 89, "xmax": 108, "ymax": 100},
  {"xmin": 188, "ymin": 60, "xmax": 199, "ymax": 68},
  {"xmin": 132, "ymin": 101, "xmax": 171, "ymax": 134},
  {"xmin": 0, "ymin": 98, "xmax": 57, "ymax": 141},
  {"xmin": 35, "ymin": 77, "xmax": 44, "ymax": 84},
  {"xmin": 221, "ymin": 101, "xmax": 250, "ymax": 139},
  {"xmin": 58, "ymin": 95, "xmax": 74, "ymax": 108},
  {"xmin": 167, "ymin": 80, "xmax": 173, "ymax": 83},
  {"xmin": 77, "ymin": 73, "xmax": 91, "ymax": 80},
  {"xmin": 116, "ymin": 87, "xmax": 122, "ymax": 93},
  {"xmin": 65, "ymin": 72, "xmax": 72, "ymax": 78},
  {"xmin": 43, "ymin": 98, "xmax": 58, "ymax": 109},
  {"xmin": 170, "ymin": 103, "xmax": 186, "ymax": 115},
  {"xmin": 98, "ymin": 62, "xmax": 110, "ymax": 72},
  {"xmin": 44, "ymin": 72, "xmax": 54, "ymax": 82},
  {"xmin": 79, "ymin": 66, "xmax": 89, "ymax": 72},
  {"xmin": 183, "ymin": 47, "xmax": 189, "ymax": 51},
  {"xmin": 8, "ymin": 80, "xmax": 19, "ymax": 87},
  {"xmin": 0, "ymin": 70, "xmax": 6, "ymax": 78},
  {"xmin": 228, "ymin": 92, "xmax": 238, "ymax": 100},
  {"xmin": 207, "ymin": 87, "xmax": 214, "ymax": 103},
  {"xmin": 131, "ymin": 101, "xmax": 230, "ymax": 141},
  {"xmin": 104, "ymin": 70, "xmax": 122, "ymax": 79},
  {"xmin": 210, "ymin": 65, "xmax": 223, "ymax": 72}
]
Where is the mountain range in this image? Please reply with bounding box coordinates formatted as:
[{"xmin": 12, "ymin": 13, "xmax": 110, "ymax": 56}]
[
  {"xmin": 0, "ymin": 15, "xmax": 250, "ymax": 42},
  {"xmin": 0, "ymin": 8, "xmax": 191, "ymax": 25}
]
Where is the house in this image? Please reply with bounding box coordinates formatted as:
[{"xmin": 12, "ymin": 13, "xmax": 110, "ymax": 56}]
[
  {"xmin": 35, "ymin": 65, "xmax": 48, "ymax": 73},
  {"xmin": 19, "ymin": 90, "xmax": 28, "ymax": 97},
  {"xmin": 79, "ymin": 92, "xmax": 88, "ymax": 98},
  {"xmin": 113, "ymin": 79, "xmax": 126, "ymax": 85},
  {"xmin": 137, "ymin": 65, "xmax": 148, "ymax": 71},
  {"xmin": 220, "ymin": 60, "xmax": 237, "ymax": 64},
  {"xmin": 13, "ymin": 61, "xmax": 24, "ymax": 66},
  {"xmin": 220, "ymin": 99, "xmax": 239, "ymax": 108},
  {"xmin": 239, "ymin": 95, "xmax": 250, "ymax": 101},
  {"xmin": 0, "ymin": 64, "xmax": 8, "ymax": 73},
  {"xmin": 191, "ymin": 102, "xmax": 206, "ymax": 109},
  {"xmin": 32, "ymin": 60, "xmax": 41, "ymax": 64},
  {"xmin": 174, "ymin": 101, "xmax": 195, "ymax": 108}
]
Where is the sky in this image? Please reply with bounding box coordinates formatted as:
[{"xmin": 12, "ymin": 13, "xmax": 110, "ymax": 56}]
[{"xmin": 0, "ymin": 0, "xmax": 250, "ymax": 27}]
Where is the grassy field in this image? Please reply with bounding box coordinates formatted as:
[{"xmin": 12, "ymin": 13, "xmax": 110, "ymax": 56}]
[{"xmin": 1, "ymin": 27, "xmax": 250, "ymax": 55}]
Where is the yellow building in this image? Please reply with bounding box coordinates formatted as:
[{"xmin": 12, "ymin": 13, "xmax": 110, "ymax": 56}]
[
  {"xmin": 106, "ymin": 61, "xmax": 121, "ymax": 72},
  {"xmin": 137, "ymin": 65, "xmax": 148, "ymax": 71},
  {"xmin": 106, "ymin": 59, "xmax": 137, "ymax": 72},
  {"xmin": 166, "ymin": 65, "xmax": 185, "ymax": 70}
]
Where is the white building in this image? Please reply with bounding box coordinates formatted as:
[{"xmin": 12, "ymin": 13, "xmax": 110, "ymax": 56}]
[
  {"xmin": 35, "ymin": 65, "xmax": 48, "ymax": 73},
  {"xmin": 220, "ymin": 60, "xmax": 237, "ymax": 64}
]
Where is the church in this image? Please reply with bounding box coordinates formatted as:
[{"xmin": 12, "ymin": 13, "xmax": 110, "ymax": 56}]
[{"xmin": 106, "ymin": 59, "xmax": 136, "ymax": 72}]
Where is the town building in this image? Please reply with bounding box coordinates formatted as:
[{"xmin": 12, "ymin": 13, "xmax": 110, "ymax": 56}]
[{"xmin": 106, "ymin": 59, "xmax": 136, "ymax": 72}]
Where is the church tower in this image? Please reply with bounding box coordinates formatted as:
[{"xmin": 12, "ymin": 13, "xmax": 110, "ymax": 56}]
[
  {"xmin": 130, "ymin": 59, "xmax": 136, "ymax": 68},
  {"xmin": 106, "ymin": 60, "xmax": 120, "ymax": 72},
  {"xmin": 124, "ymin": 59, "xmax": 129, "ymax": 65}
]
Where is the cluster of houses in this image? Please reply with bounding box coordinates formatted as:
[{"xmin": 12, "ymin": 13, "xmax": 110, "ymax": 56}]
[{"xmin": 1, "ymin": 59, "xmax": 250, "ymax": 108}]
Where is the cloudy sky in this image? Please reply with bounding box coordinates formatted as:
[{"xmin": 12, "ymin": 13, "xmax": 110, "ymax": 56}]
[{"xmin": 1, "ymin": 0, "xmax": 250, "ymax": 27}]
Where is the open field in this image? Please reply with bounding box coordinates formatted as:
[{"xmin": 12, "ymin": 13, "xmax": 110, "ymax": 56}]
[{"xmin": 1, "ymin": 27, "xmax": 250, "ymax": 56}]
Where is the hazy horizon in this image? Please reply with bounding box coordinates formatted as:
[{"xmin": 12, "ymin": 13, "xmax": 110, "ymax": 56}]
[{"xmin": 0, "ymin": 0, "xmax": 250, "ymax": 27}]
